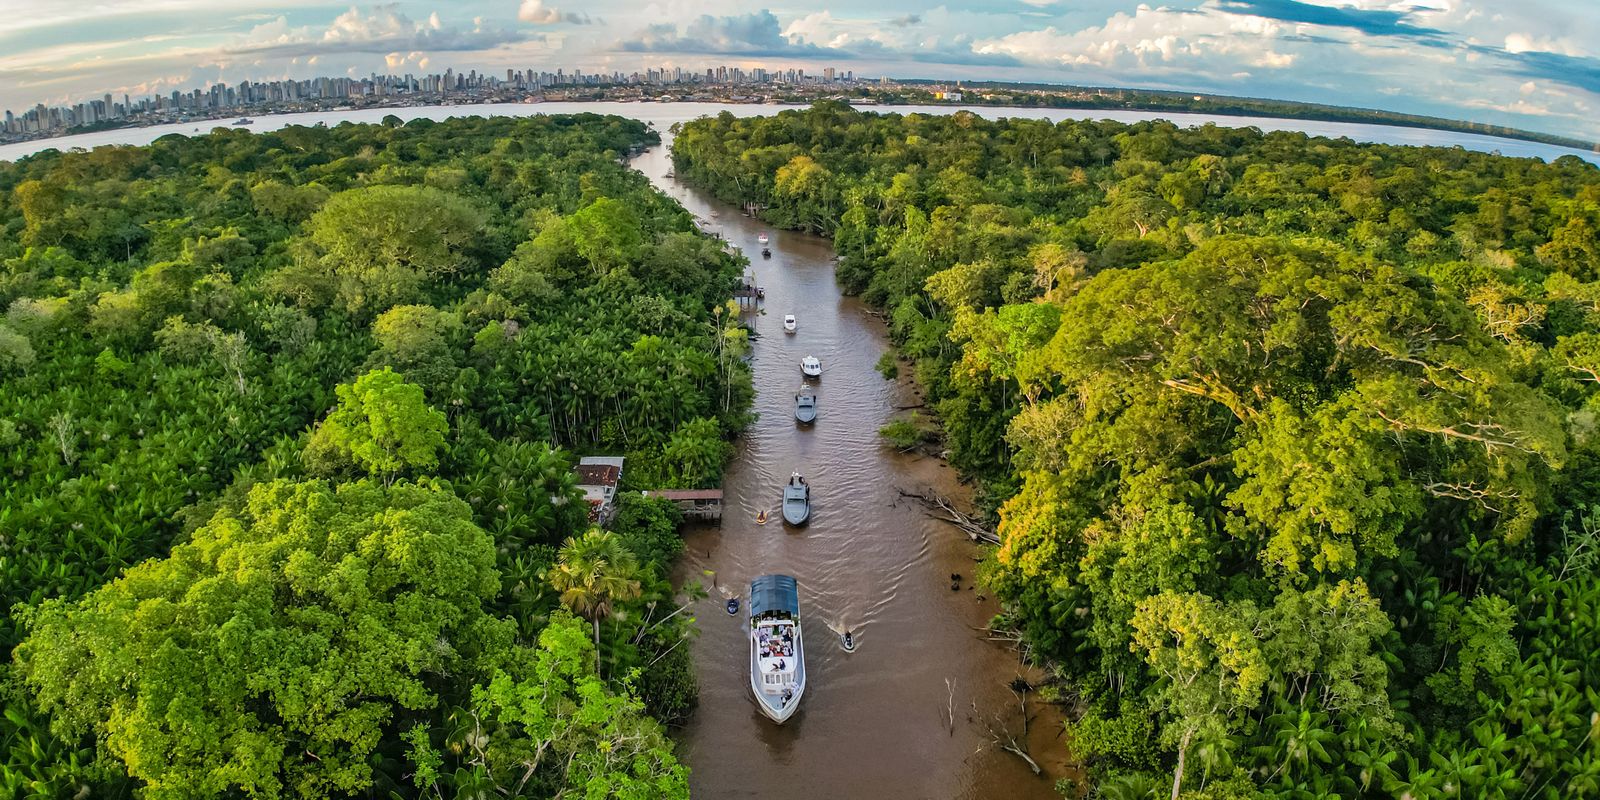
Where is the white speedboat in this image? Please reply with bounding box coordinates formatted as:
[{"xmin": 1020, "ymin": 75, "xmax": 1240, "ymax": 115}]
[
  {"xmin": 782, "ymin": 472, "xmax": 811, "ymax": 526},
  {"xmin": 758, "ymin": 232, "xmax": 770, "ymax": 244},
  {"xmin": 794, "ymin": 388, "xmax": 817, "ymax": 424},
  {"xmin": 783, "ymin": 314, "xmax": 797, "ymax": 333},
  {"xmin": 800, "ymin": 355, "xmax": 822, "ymax": 377},
  {"xmin": 750, "ymin": 574, "xmax": 806, "ymax": 723}
]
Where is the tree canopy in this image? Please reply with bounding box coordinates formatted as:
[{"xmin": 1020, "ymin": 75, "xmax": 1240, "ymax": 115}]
[{"xmin": 676, "ymin": 103, "xmax": 1600, "ymax": 799}]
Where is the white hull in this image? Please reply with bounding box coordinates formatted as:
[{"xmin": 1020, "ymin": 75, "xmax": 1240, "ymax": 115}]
[{"xmin": 751, "ymin": 623, "xmax": 805, "ymax": 722}]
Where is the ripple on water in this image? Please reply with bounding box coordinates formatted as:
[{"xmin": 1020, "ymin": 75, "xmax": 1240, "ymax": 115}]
[{"xmin": 643, "ymin": 139, "xmax": 1066, "ymax": 800}]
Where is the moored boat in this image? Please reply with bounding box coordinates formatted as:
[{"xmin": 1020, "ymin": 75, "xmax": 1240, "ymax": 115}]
[
  {"xmin": 749, "ymin": 574, "xmax": 806, "ymax": 723},
  {"xmin": 782, "ymin": 472, "xmax": 811, "ymax": 525},
  {"xmin": 795, "ymin": 387, "xmax": 817, "ymax": 424},
  {"xmin": 800, "ymin": 355, "xmax": 822, "ymax": 377}
]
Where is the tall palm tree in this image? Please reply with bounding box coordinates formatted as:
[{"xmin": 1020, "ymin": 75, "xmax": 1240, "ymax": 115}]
[{"xmin": 547, "ymin": 529, "xmax": 642, "ymax": 673}]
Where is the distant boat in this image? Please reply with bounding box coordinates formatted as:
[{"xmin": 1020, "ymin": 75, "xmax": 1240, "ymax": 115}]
[
  {"xmin": 758, "ymin": 232, "xmax": 770, "ymax": 244},
  {"xmin": 840, "ymin": 630, "xmax": 857, "ymax": 652},
  {"xmin": 232, "ymin": 118, "xmax": 253, "ymax": 125},
  {"xmin": 762, "ymin": 247, "xmax": 771, "ymax": 258},
  {"xmin": 800, "ymin": 355, "xmax": 822, "ymax": 377},
  {"xmin": 795, "ymin": 387, "xmax": 817, "ymax": 424},
  {"xmin": 749, "ymin": 574, "xmax": 806, "ymax": 723},
  {"xmin": 782, "ymin": 472, "xmax": 811, "ymax": 526},
  {"xmin": 783, "ymin": 314, "xmax": 797, "ymax": 333},
  {"xmin": 727, "ymin": 598, "xmax": 740, "ymax": 615}
]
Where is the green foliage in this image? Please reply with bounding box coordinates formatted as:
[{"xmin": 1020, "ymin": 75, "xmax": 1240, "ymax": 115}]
[
  {"xmin": 307, "ymin": 368, "xmax": 448, "ymax": 478},
  {"xmin": 14, "ymin": 479, "xmax": 510, "ymax": 799},
  {"xmin": 675, "ymin": 105, "xmax": 1600, "ymax": 798},
  {"xmin": 0, "ymin": 115, "xmax": 744, "ymax": 795},
  {"xmin": 455, "ymin": 613, "xmax": 690, "ymax": 799},
  {"xmin": 292, "ymin": 184, "xmax": 486, "ymax": 315},
  {"xmin": 879, "ymin": 412, "xmax": 936, "ymax": 450}
]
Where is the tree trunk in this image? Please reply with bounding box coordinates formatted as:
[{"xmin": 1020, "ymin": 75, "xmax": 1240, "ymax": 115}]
[
  {"xmin": 1171, "ymin": 728, "xmax": 1193, "ymax": 800},
  {"xmin": 593, "ymin": 617, "xmax": 602, "ymax": 677}
]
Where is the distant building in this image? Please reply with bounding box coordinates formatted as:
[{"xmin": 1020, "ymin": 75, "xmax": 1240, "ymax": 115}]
[
  {"xmin": 934, "ymin": 90, "xmax": 963, "ymax": 102},
  {"xmin": 574, "ymin": 456, "xmax": 625, "ymax": 525}
]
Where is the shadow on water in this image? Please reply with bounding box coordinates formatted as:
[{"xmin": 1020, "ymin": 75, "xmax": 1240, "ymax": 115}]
[{"xmin": 633, "ymin": 137, "xmax": 1069, "ymax": 799}]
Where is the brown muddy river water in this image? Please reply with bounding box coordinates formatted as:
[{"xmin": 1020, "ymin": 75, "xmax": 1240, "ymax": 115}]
[{"xmin": 633, "ymin": 137, "xmax": 1066, "ymax": 799}]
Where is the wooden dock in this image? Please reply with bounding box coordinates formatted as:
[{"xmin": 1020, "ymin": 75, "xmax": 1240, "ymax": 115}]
[{"xmin": 643, "ymin": 489, "xmax": 724, "ymax": 522}]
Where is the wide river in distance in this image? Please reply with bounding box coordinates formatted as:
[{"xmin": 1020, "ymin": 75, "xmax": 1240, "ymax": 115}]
[
  {"xmin": 632, "ymin": 137, "xmax": 1068, "ymax": 798},
  {"xmin": 1, "ymin": 100, "xmax": 1596, "ymax": 164}
]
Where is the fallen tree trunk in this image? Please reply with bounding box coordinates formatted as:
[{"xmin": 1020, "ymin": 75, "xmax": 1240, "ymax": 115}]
[{"xmin": 897, "ymin": 487, "xmax": 1000, "ymax": 544}]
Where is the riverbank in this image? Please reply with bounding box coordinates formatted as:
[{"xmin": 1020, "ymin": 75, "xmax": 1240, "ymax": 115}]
[{"xmin": 3, "ymin": 101, "xmax": 1596, "ymax": 165}]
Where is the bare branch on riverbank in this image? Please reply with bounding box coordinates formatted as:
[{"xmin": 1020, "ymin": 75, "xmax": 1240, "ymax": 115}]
[
  {"xmin": 945, "ymin": 678, "xmax": 957, "ymax": 736},
  {"xmin": 897, "ymin": 487, "xmax": 1000, "ymax": 544},
  {"xmin": 977, "ymin": 685, "xmax": 1043, "ymax": 776}
]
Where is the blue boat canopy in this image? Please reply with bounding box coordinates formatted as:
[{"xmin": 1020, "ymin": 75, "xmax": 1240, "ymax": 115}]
[{"xmin": 749, "ymin": 574, "xmax": 799, "ymax": 617}]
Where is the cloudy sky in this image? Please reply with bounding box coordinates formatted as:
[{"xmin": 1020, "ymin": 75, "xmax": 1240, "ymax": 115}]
[{"xmin": 0, "ymin": 0, "xmax": 1595, "ymax": 139}]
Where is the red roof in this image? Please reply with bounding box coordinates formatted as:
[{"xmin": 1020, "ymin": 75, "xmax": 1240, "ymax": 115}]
[{"xmin": 574, "ymin": 464, "xmax": 620, "ymax": 488}]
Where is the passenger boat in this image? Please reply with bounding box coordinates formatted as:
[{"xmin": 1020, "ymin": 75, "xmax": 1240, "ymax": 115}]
[
  {"xmin": 783, "ymin": 314, "xmax": 797, "ymax": 333},
  {"xmin": 749, "ymin": 574, "xmax": 806, "ymax": 723},
  {"xmin": 758, "ymin": 232, "xmax": 770, "ymax": 244},
  {"xmin": 782, "ymin": 472, "xmax": 811, "ymax": 526},
  {"xmin": 794, "ymin": 387, "xmax": 817, "ymax": 424},
  {"xmin": 800, "ymin": 355, "xmax": 822, "ymax": 377},
  {"xmin": 233, "ymin": 117, "xmax": 253, "ymax": 125}
]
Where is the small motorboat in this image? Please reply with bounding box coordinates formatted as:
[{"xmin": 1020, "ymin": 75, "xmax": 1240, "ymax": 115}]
[
  {"xmin": 756, "ymin": 509, "xmax": 769, "ymax": 525},
  {"xmin": 727, "ymin": 598, "xmax": 741, "ymax": 615},
  {"xmin": 749, "ymin": 574, "xmax": 806, "ymax": 723},
  {"xmin": 758, "ymin": 232, "xmax": 770, "ymax": 244},
  {"xmin": 783, "ymin": 315, "xmax": 797, "ymax": 333},
  {"xmin": 800, "ymin": 355, "xmax": 822, "ymax": 378},
  {"xmin": 762, "ymin": 247, "xmax": 772, "ymax": 258},
  {"xmin": 757, "ymin": 287, "xmax": 766, "ymax": 299},
  {"xmin": 795, "ymin": 388, "xmax": 817, "ymax": 424},
  {"xmin": 840, "ymin": 630, "xmax": 857, "ymax": 652},
  {"xmin": 782, "ymin": 472, "xmax": 811, "ymax": 526},
  {"xmin": 232, "ymin": 117, "xmax": 253, "ymax": 126}
]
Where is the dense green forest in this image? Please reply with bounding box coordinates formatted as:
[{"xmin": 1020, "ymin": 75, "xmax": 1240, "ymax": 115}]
[
  {"xmin": 674, "ymin": 103, "xmax": 1600, "ymax": 798},
  {"xmin": 0, "ymin": 114, "xmax": 751, "ymax": 797}
]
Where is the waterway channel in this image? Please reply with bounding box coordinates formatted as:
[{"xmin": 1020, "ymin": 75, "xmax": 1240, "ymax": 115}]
[{"xmin": 631, "ymin": 137, "xmax": 1067, "ymax": 799}]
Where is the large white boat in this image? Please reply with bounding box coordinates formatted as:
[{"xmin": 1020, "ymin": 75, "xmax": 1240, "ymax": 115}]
[
  {"xmin": 749, "ymin": 574, "xmax": 806, "ymax": 723},
  {"xmin": 758, "ymin": 232, "xmax": 770, "ymax": 244},
  {"xmin": 800, "ymin": 355, "xmax": 822, "ymax": 377},
  {"xmin": 783, "ymin": 314, "xmax": 797, "ymax": 333}
]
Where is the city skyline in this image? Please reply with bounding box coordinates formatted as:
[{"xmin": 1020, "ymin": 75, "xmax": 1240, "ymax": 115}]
[
  {"xmin": 0, "ymin": 62, "xmax": 864, "ymax": 138},
  {"xmin": 0, "ymin": 1, "xmax": 1595, "ymax": 141}
]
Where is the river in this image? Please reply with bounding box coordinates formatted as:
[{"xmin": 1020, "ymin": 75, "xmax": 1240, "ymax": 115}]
[
  {"xmin": 630, "ymin": 138, "xmax": 1069, "ymax": 798},
  {"xmin": 1, "ymin": 101, "xmax": 1596, "ymax": 165}
]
